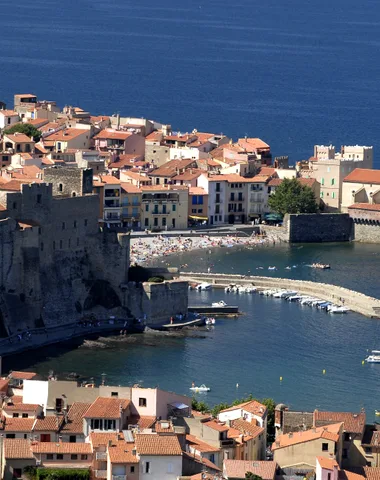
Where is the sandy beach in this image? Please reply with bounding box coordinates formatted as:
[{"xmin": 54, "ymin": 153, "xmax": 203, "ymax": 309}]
[{"xmin": 130, "ymin": 233, "xmax": 277, "ymax": 265}]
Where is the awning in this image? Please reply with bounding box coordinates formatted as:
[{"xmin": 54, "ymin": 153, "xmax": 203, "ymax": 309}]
[
  {"xmin": 169, "ymin": 402, "xmax": 189, "ymax": 410},
  {"xmin": 189, "ymin": 215, "xmax": 208, "ymax": 220},
  {"xmin": 264, "ymin": 213, "xmax": 283, "ymax": 221},
  {"xmin": 248, "ymin": 213, "xmax": 260, "ymax": 218}
]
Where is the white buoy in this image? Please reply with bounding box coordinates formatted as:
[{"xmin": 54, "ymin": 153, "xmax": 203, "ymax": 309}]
[{"xmin": 236, "ymin": 383, "xmax": 239, "ymax": 388}]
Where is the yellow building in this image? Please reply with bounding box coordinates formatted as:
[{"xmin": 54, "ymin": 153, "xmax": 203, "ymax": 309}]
[
  {"xmin": 140, "ymin": 185, "xmax": 189, "ymax": 230},
  {"xmin": 121, "ymin": 183, "xmax": 142, "ymax": 229}
]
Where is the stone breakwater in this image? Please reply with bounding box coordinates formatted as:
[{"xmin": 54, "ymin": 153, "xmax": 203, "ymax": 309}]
[{"xmin": 179, "ymin": 272, "xmax": 380, "ymax": 318}]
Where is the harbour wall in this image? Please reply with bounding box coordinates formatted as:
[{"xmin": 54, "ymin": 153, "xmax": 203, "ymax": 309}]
[
  {"xmin": 353, "ymin": 223, "xmax": 380, "ymax": 243},
  {"xmin": 179, "ymin": 272, "xmax": 380, "ymax": 318}
]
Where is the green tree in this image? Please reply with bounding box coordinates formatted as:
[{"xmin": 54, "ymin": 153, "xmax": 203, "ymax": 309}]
[
  {"xmin": 4, "ymin": 123, "xmax": 42, "ymax": 142},
  {"xmin": 268, "ymin": 178, "xmax": 318, "ymax": 216},
  {"xmin": 245, "ymin": 473, "xmax": 263, "ymax": 480}
]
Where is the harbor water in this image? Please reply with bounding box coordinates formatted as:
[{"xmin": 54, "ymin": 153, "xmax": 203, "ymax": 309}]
[{"xmin": 10, "ymin": 242, "xmax": 380, "ymax": 420}]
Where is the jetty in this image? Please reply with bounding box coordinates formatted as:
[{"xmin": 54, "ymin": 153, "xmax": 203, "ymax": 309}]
[
  {"xmin": 180, "ymin": 272, "xmax": 380, "ymax": 319},
  {"xmin": 161, "ymin": 318, "xmax": 205, "ymax": 330},
  {"xmin": 188, "ymin": 305, "xmax": 239, "ymax": 315}
]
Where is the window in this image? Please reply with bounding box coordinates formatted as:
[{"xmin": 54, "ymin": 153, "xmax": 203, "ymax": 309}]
[
  {"xmin": 321, "ymin": 178, "xmax": 324, "ymax": 186},
  {"xmin": 60, "ymin": 240, "xmax": 63, "ymax": 249},
  {"xmin": 77, "ymin": 238, "xmax": 79, "ymax": 247},
  {"xmin": 13, "ymin": 413, "xmax": 19, "ymax": 418},
  {"xmin": 331, "ymin": 178, "xmax": 335, "ymax": 186},
  {"xmin": 22, "ymin": 413, "xmax": 28, "ymax": 418},
  {"xmin": 53, "ymin": 241, "xmax": 56, "ymax": 250},
  {"xmin": 322, "ymin": 443, "xmax": 328, "ymax": 451},
  {"xmin": 71, "ymin": 454, "xmax": 78, "ymax": 460},
  {"xmin": 6, "ymin": 434, "xmax": 15, "ymax": 439},
  {"xmin": 37, "ymin": 194, "xmax": 42, "ymax": 204},
  {"xmin": 216, "ymin": 182, "xmax": 221, "ymax": 192},
  {"xmin": 139, "ymin": 397, "xmax": 147, "ymax": 407},
  {"xmin": 59, "ymin": 183, "xmax": 63, "ymax": 192},
  {"xmin": 106, "ymin": 419, "xmax": 116, "ymax": 430},
  {"xmin": 320, "ymin": 192, "xmax": 324, "ymax": 198},
  {"xmin": 84, "ymin": 219, "xmax": 88, "ymax": 227},
  {"xmin": 40, "ymin": 242, "xmax": 44, "ymax": 252},
  {"xmin": 192, "ymin": 209, "xmax": 196, "ymax": 213},
  {"xmin": 332, "ymin": 192, "xmax": 335, "ymax": 199},
  {"xmin": 145, "ymin": 462, "xmax": 150, "ymax": 473},
  {"xmin": 13, "ymin": 202, "xmax": 17, "ymax": 209},
  {"xmin": 13, "ymin": 468, "xmax": 22, "ymax": 478},
  {"xmin": 69, "ymin": 436, "xmax": 76, "ymax": 443},
  {"xmin": 198, "ymin": 209, "xmax": 203, "ymax": 213},
  {"xmin": 81, "ymin": 454, "xmax": 88, "ymax": 460},
  {"xmin": 111, "ymin": 391, "xmax": 118, "ymax": 397},
  {"xmin": 47, "ymin": 454, "xmax": 54, "ymax": 460},
  {"xmin": 343, "ymin": 448, "xmax": 348, "ymax": 459},
  {"xmin": 73, "ymin": 221, "xmax": 77, "ymax": 228},
  {"xmin": 154, "ymin": 217, "xmax": 158, "ymax": 227},
  {"xmin": 144, "ymin": 218, "xmax": 149, "ymax": 227},
  {"xmin": 72, "ymin": 192, "xmax": 76, "ymax": 197},
  {"xmin": 162, "ymin": 217, "xmax": 167, "ymax": 227},
  {"xmin": 56, "ymin": 454, "xmax": 63, "ymax": 460},
  {"xmin": 130, "ymin": 466, "xmax": 135, "ymax": 473},
  {"xmin": 328, "ymin": 473, "xmax": 331, "ymax": 480},
  {"xmin": 145, "ymin": 204, "xmax": 149, "ymax": 212},
  {"xmin": 365, "ymin": 447, "xmax": 372, "ymax": 454},
  {"xmin": 162, "ymin": 204, "xmax": 167, "ymax": 214},
  {"xmin": 62, "ymin": 222, "xmax": 65, "ymax": 230}
]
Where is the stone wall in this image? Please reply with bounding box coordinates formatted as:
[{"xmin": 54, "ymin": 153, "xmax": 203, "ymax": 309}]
[
  {"xmin": 288, "ymin": 213, "xmax": 353, "ymax": 242},
  {"xmin": 353, "ymin": 223, "xmax": 380, "ymax": 243},
  {"xmin": 44, "ymin": 167, "xmax": 93, "ymax": 197}
]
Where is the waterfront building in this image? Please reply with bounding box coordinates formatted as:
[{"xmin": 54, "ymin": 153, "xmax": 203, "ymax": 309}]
[
  {"xmin": 189, "ymin": 186, "xmax": 209, "ymax": 224},
  {"xmin": 149, "ymin": 158, "xmax": 198, "ymax": 186},
  {"xmin": 82, "ymin": 397, "xmax": 131, "ymax": 436},
  {"xmin": 298, "ymin": 145, "xmax": 373, "ymax": 211},
  {"xmin": 121, "ymin": 183, "xmax": 141, "ymax": 229},
  {"xmin": 0, "ymin": 110, "xmax": 20, "ymax": 129},
  {"xmin": 94, "ymin": 129, "xmax": 145, "ymax": 158},
  {"xmin": 140, "ymin": 184, "xmax": 189, "ymax": 230},
  {"xmin": 341, "ymin": 169, "xmax": 380, "ymax": 212},
  {"xmin": 120, "ymin": 170, "xmax": 152, "ymax": 187},
  {"xmin": 268, "ymin": 177, "xmax": 321, "ymax": 208},
  {"xmin": 93, "ymin": 174, "xmax": 122, "ymax": 227}
]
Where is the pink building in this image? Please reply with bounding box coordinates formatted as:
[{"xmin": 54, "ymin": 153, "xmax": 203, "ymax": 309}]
[{"xmin": 94, "ymin": 129, "xmax": 145, "ymax": 157}]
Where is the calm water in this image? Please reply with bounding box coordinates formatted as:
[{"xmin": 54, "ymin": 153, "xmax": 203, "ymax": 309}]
[
  {"xmin": 9, "ymin": 243, "xmax": 380, "ymax": 420},
  {"xmin": 1, "ymin": 0, "xmax": 380, "ymax": 163}
]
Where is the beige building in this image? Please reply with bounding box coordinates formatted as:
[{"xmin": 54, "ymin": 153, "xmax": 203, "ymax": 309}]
[
  {"xmin": 272, "ymin": 422, "xmax": 343, "ymax": 469},
  {"xmin": 141, "ymin": 185, "xmax": 189, "ymax": 230},
  {"xmin": 121, "ymin": 183, "xmax": 142, "ymax": 229},
  {"xmin": 341, "ymin": 169, "xmax": 380, "ymax": 212},
  {"xmin": 299, "ymin": 145, "xmax": 373, "ymax": 211}
]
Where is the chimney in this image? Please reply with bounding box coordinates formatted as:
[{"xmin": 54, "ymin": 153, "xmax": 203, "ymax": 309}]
[
  {"xmin": 132, "ymin": 448, "xmax": 137, "ymax": 456},
  {"xmin": 288, "ymin": 432, "xmax": 293, "ymax": 438}
]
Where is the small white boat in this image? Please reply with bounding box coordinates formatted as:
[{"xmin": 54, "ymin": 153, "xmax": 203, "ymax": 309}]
[
  {"xmin": 366, "ymin": 351, "xmax": 380, "ymax": 363},
  {"xmin": 328, "ymin": 305, "xmax": 349, "ymax": 314},
  {"xmin": 190, "ymin": 384, "xmax": 210, "ymax": 392},
  {"xmin": 268, "ymin": 266, "xmax": 277, "ymax": 270},
  {"xmin": 205, "ymin": 317, "xmax": 216, "ymax": 325},
  {"xmin": 196, "ymin": 282, "xmax": 212, "ymax": 291},
  {"xmin": 224, "ymin": 286, "xmax": 231, "ymax": 293},
  {"xmin": 212, "ymin": 301, "xmax": 226, "ymax": 307},
  {"xmin": 288, "ymin": 295, "xmax": 303, "ymax": 302}
]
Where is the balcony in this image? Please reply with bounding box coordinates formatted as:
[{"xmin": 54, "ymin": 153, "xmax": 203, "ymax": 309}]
[
  {"xmin": 152, "ymin": 211, "xmax": 170, "ymax": 215},
  {"xmin": 112, "ymin": 476, "xmax": 126, "ymax": 480},
  {"xmin": 95, "ymin": 470, "xmax": 107, "ymax": 478},
  {"xmin": 96, "ymin": 452, "xmax": 107, "ymax": 461},
  {"xmin": 220, "ymin": 438, "xmax": 235, "ymax": 447}
]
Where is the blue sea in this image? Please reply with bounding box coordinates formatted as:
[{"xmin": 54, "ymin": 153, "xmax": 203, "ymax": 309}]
[{"xmin": 1, "ymin": 0, "xmax": 380, "ymax": 163}]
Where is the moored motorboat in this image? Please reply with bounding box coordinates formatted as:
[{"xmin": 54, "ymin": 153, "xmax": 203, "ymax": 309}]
[
  {"xmin": 366, "ymin": 351, "xmax": 380, "ymax": 363},
  {"xmin": 212, "ymin": 301, "xmax": 226, "ymax": 307},
  {"xmin": 190, "ymin": 384, "xmax": 210, "ymax": 392},
  {"xmin": 196, "ymin": 282, "xmax": 212, "ymax": 291}
]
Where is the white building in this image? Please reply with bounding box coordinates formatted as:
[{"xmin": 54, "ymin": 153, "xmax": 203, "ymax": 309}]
[{"xmin": 0, "ymin": 110, "xmax": 20, "ymax": 129}]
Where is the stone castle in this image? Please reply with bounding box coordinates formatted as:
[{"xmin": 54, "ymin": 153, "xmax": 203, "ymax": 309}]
[{"xmin": 0, "ymin": 168, "xmax": 187, "ymax": 343}]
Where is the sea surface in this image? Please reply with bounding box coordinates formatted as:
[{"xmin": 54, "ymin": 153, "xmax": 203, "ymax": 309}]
[
  {"xmin": 1, "ymin": 0, "xmax": 380, "ymax": 163},
  {"xmin": 8, "ymin": 242, "xmax": 380, "ymax": 420}
]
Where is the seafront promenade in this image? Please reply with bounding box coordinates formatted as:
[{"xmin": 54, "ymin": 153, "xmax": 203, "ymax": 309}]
[{"xmin": 179, "ymin": 272, "xmax": 380, "ymax": 318}]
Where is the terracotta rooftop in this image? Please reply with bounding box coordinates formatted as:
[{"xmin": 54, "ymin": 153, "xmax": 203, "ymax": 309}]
[
  {"xmin": 4, "ymin": 133, "xmax": 33, "ymax": 143},
  {"xmin": 3, "ymin": 403, "xmax": 40, "ymax": 412},
  {"xmin": 182, "ymin": 451, "xmax": 221, "ymax": 473},
  {"xmin": 155, "ymin": 420, "xmax": 174, "ymax": 433},
  {"xmin": 83, "ymin": 397, "xmax": 130, "ymax": 419},
  {"xmin": 339, "ymin": 471, "xmax": 366, "ymax": 480},
  {"xmin": 3, "ymin": 418, "xmax": 35, "ymax": 432},
  {"xmin": 272, "ymin": 422, "xmax": 342, "ymax": 450},
  {"xmin": 186, "ymin": 434, "xmax": 220, "ymax": 453},
  {"xmin": 108, "ymin": 442, "xmax": 139, "ymax": 463},
  {"xmin": 348, "ymin": 203, "xmax": 380, "ymax": 212},
  {"xmin": 109, "ymin": 154, "xmax": 141, "ymax": 169},
  {"xmin": 224, "ymin": 460, "xmax": 277, "ymax": 480},
  {"xmin": 363, "ymin": 467, "xmax": 380, "ymax": 480},
  {"xmin": 251, "ymin": 174, "xmax": 271, "ymax": 183},
  {"xmin": 135, "ymin": 433, "xmax": 182, "ymax": 456},
  {"xmin": 33, "ymin": 416, "xmax": 61, "ymax": 432},
  {"xmin": 94, "ymin": 129, "xmax": 132, "ymax": 140},
  {"xmin": 9, "ymin": 371, "xmax": 38, "ymax": 380},
  {"xmin": 89, "ymin": 432, "xmax": 120, "ymax": 448},
  {"xmin": 27, "ymin": 118, "xmax": 49, "ymax": 128},
  {"xmin": 145, "ymin": 131, "xmax": 163, "ymax": 142},
  {"xmin": 0, "ymin": 110, "xmax": 19, "ymax": 117},
  {"xmin": 219, "ymin": 400, "xmax": 267, "ymax": 417},
  {"xmin": 231, "ymin": 418, "xmax": 264, "ymax": 439},
  {"xmin": 314, "ymin": 410, "xmax": 365, "ymax": 434},
  {"xmin": 189, "ymin": 186, "xmax": 207, "ymax": 196},
  {"xmin": 4, "ymin": 439, "xmax": 34, "ymax": 459},
  {"xmin": 43, "ymin": 128, "xmax": 88, "ymax": 142},
  {"xmin": 259, "ymin": 167, "xmax": 276, "ymax": 175},
  {"xmin": 317, "ymin": 456, "xmax": 339, "ymax": 470},
  {"xmin": 0, "ymin": 180, "xmax": 26, "ymax": 192},
  {"xmin": 172, "ymin": 169, "xmax": 203, "ymax": 181},
  {"xmin": 93, "ymin": 174, "xmax": 121, "ymax": 185},
  {"xmin": 203, "ymin": 420, "xmax": 229, "ymax": 432},
  {"xmin": 237, "ymin": 137, "xmax": 270, "ymax": 150},
  {"xmin": 128, "ymin": 415, "xmax": 157, "ymax": 430},
  {"xmin": 31, "ymin": 441, "xmax": 92, "ymax": 454},
  {"xmin": 121, "ymin": 183, "xmax": 142, "ymax": 194},
  {"xmin": 60, "ymin": 402, "xmax": 92, "ymax": 434},
  {"xmin": 268, "ymin": 177, "xmax": 316, "ymax": 187},
  {"xmin": 344, "ymin": 168, "xmax": 380, "ymax": 185},
  {"xmin": 149, "ymin": 159, "xmax": 197, "ymax": 177}
]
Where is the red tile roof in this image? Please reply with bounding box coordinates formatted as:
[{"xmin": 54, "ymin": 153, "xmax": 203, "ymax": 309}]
[
  {"xmin": 173, "ymin": 170, "xmax": 203, "ymax": 181},
  {"xmin": 3, "ymin": 418, "xmax": 35, "ymax": 432},
  {"xmin": 0, "ymin": 180, "xmax": 26, "ymax": 191},
  {"xmin": 149, "ymin": 159, "xmax": 197, "ymax": 177},
  {"xmin": 186, "ymin": 434, "xmax": 220, "ymax": 453},
  {"xmin": 128, "ymin": 415, "xmax": 157, "ymax": 430},
  {"xmin": 3, "ymin": 403, "xmax": 40, "ymax": 412},
  {"xmin": 343, "ymin": 169, "xmax": 380, "ymax": 185},
  {"xmin": 135, "ymin": 433, "xmax": 182, "ymax": 456},
  {"xmin": 182, "ymin": 451, "xmax": 221, "ymax": 473},
  {"xmin": 237, "ymin": 138, "xmax": 270, "ymax": 150},
  {"xmin": 59, "ymin": 402, "xmax": 91, "ymax": 434},
  {"xmin": 108, "ymin": 442, "xmax": 139, "ymax": 463},
  {"xmin": 189, "ymin": 186, "xmax": 207, "ymax": 196},
  {"xmin": 0, "ymin": 110, "xmax": 19, "ymax": 117},
  {"xmin": 314, "ymin": 410, "xmax": 365, "ymax": 434},
  {"xmin": 121, "ymin": 183, "xmax": 142, "ymax": 194},
  {"xmin": 31, "ymin": 441, "xmax": 92, "ymax": 454},
  {"xmin": 224, "ymin": 460, "xmax": 277, "ymax": 480},
  {"xmin": 317, "ymin": 456, "xmax": 339, "ymax": 470},
  {"xmin": 203, "ymin": 420, "xmax": 229, "ymax": 432},
  {"xmin": 43, "ymin": 128, "xmax": 87, "ymax": 142},
  {"xmin": 0, "ymin": 378, "xmax": 9, "ymax": 392},
  {"xmin": 231, "ymin": 419, "xmax": 264, "ymax": 439},
  {"xmin": 272, "ymin": 423, "xmax": 342, "ymax": 450},
  {"xmin": 94, "ymin": 129, "xmax": 132, "ymax": 140},
  {"xmin": 4, "ymin": 133, "xmax": 33, "ymax": 143},
  {"xmin": 348, "ymin": 203, "xmax": 380, "ymax": 212},
  {"xmin": 259, "ymin": 167, "xmax": 276, "ymax": 175},
  {"xmin": 83, "ymin": 397, "xmax": 130, "ymax": 419},
  {"xmin": 90, "ymin": 432, "xmax": 120, "ymax": 448},
  {"xmin": 339, "ymin": 471, "xmax": 365, "ymax": 480},
  {"xmin": 33, "ymin": 416, "xmax": 61, "ymax": 432},
  {"xmin": 220, "ymin": 400, "xmax": 267, "ymax": 417},
  {"xmin": 4, "ymin": 439, "xmax": 34, "ymax": 459},
  {"xmin": 364, "ymin": 467, "xmax": 380, "ymax": 480},
  {"xmin": 155, "ymin": 420, "xmax": 174, "ymax": 433}
]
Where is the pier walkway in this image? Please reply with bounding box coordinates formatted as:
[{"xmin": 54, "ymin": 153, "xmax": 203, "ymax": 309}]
[{"xmin": 179, "ymin": 272, "xmax": 380, "ymax": 318}]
